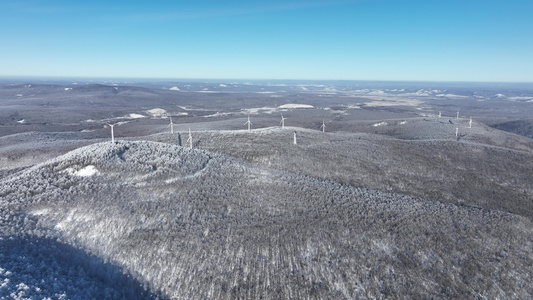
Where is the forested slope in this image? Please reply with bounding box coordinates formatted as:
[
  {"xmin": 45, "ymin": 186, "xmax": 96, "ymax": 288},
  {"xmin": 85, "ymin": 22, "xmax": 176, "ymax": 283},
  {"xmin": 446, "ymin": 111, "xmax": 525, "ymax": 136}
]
[
  {"xmin": 150, "ymin": 121, "xmax": 533, "ymax": 220},
  {"xmin": 1, "ymin": 140, "xmax": 532, "ymax": 299}
]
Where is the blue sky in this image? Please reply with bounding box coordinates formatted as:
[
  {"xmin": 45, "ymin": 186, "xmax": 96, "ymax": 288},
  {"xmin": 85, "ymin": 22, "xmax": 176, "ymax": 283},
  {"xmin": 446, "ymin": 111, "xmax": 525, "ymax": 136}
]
[{"xmin": 1, "ymin": 0, "xmax": 532, "ymax": 82}]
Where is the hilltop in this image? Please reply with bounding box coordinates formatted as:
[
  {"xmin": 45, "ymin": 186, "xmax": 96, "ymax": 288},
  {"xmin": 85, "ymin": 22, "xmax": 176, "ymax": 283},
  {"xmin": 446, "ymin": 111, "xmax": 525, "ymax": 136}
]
[{"xmin": 1, "ymin": 136, "xmax": 532, "ymax": 299}]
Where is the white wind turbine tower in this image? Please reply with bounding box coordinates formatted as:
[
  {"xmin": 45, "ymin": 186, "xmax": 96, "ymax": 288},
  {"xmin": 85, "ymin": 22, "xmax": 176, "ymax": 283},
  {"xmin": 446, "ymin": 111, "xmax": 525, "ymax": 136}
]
[
  {"xmin": 167, "ymin": 116, "xmax": 174, "ymax": 134},
  {"xmin": 469, "ymin": 117, "xmax": 473, "ymax": 128},
  {"xmin": 106, "ymin": 123, "xmax": 116, "ymax": 143},
  {"xmin": 293, "ymin": 131, "xmax": 297, "ymax": 145},
  {"xmin": 456, "ymin": 110, "xmax": 460, "ymax": 119},
  {"xmin": 455, "ymin": 127, "xmax": 459, "ymax": 139},
  {"xmin": 244, "ymin": 115, "xmax": 252, "ymax": 131},
  {"xmin": 320, "ymin": 119, "xmax": 326, "ymax": 132},
  {"xmin": 438, "ymin": 111, "xmax": 442, "ymax": 118},
  {"xmin": 280, "ymin": 114, "xmax": 286, "ymax": 129},
  {"xmin": 187, "ymin": 127, "xmax": 193, "ymax": 148}
]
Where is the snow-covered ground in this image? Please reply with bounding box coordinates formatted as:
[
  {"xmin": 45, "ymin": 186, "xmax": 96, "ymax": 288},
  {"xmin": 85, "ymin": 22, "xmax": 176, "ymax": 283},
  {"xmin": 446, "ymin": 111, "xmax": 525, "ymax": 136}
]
[{"xmin": 278, "ymin": 104, "xmax": 314, "ymax": 109}]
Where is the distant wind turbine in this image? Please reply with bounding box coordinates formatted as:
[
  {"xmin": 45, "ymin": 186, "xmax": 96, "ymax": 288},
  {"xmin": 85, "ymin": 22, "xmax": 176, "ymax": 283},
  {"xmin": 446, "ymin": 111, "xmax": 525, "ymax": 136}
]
[
  {"xmin": 455, "ymin": 127, "xmax": 459, "ymax": 139},
  {"xmin": 167, "ymin": 116, "xmax": 174, "ymax": 134},
  {"xmin": 106, "ymin": 123, "xmax": 116, "ymax": 143},
  {"xmin": 438, "ymin": 111, "xmax": 442, "ymax": 118},
  {"xmin": 187, "ymin": 128, "xmax": 193, "ymax": 148},
  {"xmin": 456, "ymin": 110, "xmax": 460, "ymax": 119},
  {"xmin": 280, "ymin": 114, "xmax": 286, "ymax": 129},
  {"xmin": 245, "ymin": 115, "xmax": 252, "ymax": 131},
  {"xmin": 320, "ymin": 119, "xmax": 326, "ymax": 132},
  {"xmin": 293, "ymin": 131, "xmax": 297, "ymax": 145},
  {"xmin": 469, "ymin": 117, "xmax": 473, "ymax": 128}
]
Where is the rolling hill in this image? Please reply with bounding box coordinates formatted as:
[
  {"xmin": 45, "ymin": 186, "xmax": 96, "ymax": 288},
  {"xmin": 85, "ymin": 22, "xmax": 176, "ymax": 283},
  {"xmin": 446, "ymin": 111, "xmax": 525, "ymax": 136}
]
[{"xmin": 1, "ymin": 132, "xmax": 532, "ymax": 298}]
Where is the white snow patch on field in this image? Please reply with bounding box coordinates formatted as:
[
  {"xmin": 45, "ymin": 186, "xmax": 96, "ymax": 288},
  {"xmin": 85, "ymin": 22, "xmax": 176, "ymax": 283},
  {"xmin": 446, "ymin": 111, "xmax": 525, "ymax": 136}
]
[
  {"xmin": 246, "ymin": 107, "xmax": 278, "ymax": 114},
  {"xmin": 64, "ymin": 165, "xmax": 100, "ymax": 177},
  {"xmin": 435, "ymin": 94, "xmax": 468, "ymax": 98},
  {"xmin": 219, "ymin": 84, "xmax": 227, "ymax": 87},
  {"xmin": 400, "ymin": 121, "xmax": 407, "ymax": 125},
  {"xmin": 345, "ymin": 105, "xmax": 361, "ymax": 109},
  {"xmin": 147, "ymin": 108, "xmax": 167, "ymax": 117},
  {"xmin": 30, "ymin": 208, "xmax": 50, "ymax": 216},
  {"xmin": 508, "ymin": 96, "xmax": 533, "ymax": 101},
  {"xmin": 64, "ymin": 87, "xmax": 72, "ymax": 91},
  {"xmin": 169, "ymin": 86, "xmax": 180, "ymax": 91},
  {"xmin": 364, "ymin": 98, "xmax": 422, "ymax": 107},
  {"xmin": 203, "ymin": 112, "xmax": 233, "ymax": 118},
  {"xmin": 278, "ymin": 104, "xmax": 314, "ymax": 109},
  {"xmin": 129, "ymin": 113, "xmax": 146, "ymax": 119},
  {"xmin": 76, "ymin": 165, "xmax": 99, "ymax": 176},
  {"xmin": 373, "ymin": 122, "xmax": 388, "ymax": 127},
  {"xmin": 17, "ymin": 119, "xmax": 25, "ymax": 124}
]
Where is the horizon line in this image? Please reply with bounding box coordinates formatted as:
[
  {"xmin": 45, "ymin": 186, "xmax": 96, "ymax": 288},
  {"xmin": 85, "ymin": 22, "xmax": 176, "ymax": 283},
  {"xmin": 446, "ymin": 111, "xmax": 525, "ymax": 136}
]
[{"xmin": 0, "ymin": 75, "xmax": 532, "ymax": 85}]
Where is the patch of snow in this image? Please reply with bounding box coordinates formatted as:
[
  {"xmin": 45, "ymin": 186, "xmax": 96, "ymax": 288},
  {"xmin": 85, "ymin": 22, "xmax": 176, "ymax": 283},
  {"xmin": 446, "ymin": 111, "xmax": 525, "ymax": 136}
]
[
  {"xmin": 64, "ymin": 165, "xmax": 100, "ymax": 177},
  {"xmin": 331, "ymin": 110, "xmax": 347, "ymax": 115},
  {"xmin": 495, "ymin": 93, "xmax": 506, "ymax": 98},
  {"xmin": 436, "ymin": 94, "xmax": 468, "ymax": 98},
  {"xmin": 278, "ymin": 104, "xmax": 314, "ymax": 109},
  {"xmin": 129, "ymin": 113, "xmax": 146, "ymax": 119},
  {"xmin": 373, "ymin": 121, "xmax": 388, "ymax": 127},
  {"xmin": 30, "ymin": 208, "xmax": 50, "ymax": 216},
  {"xmin": 16, "ymin": 94, "xmax": 22, "ymax": 97},
  {"xmin": 64, "ymin": 87, "xmax": 72, "ymax": 91},
  {"xmin": 169, "ymin": 86, "xmax": 180, "ymax": 91},
  {"xmin": 203, "ymin": 112, "xmax": 233, "ymax": 118},
  {"xmin": 508, "ymin": 96, "xmax": 533, "ymax": 101},
  {"xmin": 17, "ymin": 119, "xmax": 25, "ymax": 124},
  {"xmin": 368, "ymin": 90, "xmax": 386, "ymax": 95},
  {"xmin": 400, "ymin": 121, "xmax": 407, "ymax": 125},
  {"xmin": 346, "ymin": 105, "xmax": 361, "ymax": 109},
  {"xmin": 80, "ymin": 129, "xmax": 95, "ymax": 133},
  {"xmin": 76, "ymin": 165, "xmax": 100, "ymax": 177},
  {"xmin": 146, "ymin": 108, "xmax": 167, "ymax": 117},
  {"xmin": 219, "ymin": 84, "xmax": 227, "ymax": 87},
  {"xmin": 364, "ymin": 98, "xmax": 422, "ymax": 107},
  {"xmin": 415, "ymin": 89, "xmax": 431, "ymax": 96},
  {"xmin": 246, "ymin": 107, "xmax": 278, "ymax": 114}
]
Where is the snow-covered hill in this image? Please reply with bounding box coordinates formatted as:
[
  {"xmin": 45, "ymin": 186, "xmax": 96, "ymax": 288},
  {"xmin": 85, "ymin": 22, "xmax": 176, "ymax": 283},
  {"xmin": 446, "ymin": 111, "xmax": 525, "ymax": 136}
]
[{"xmin": 1, "ymin": 139, "xmax": 533, "ymax": 299}]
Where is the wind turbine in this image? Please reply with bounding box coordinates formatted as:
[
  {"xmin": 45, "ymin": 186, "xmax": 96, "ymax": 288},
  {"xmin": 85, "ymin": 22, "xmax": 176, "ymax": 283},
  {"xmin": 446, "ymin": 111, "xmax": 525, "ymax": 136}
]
[
  {"xmin": 456, "ymin": 110, "xmax": 460, "ymax": 119},
  {"xmin": 280, "ymin": 114, "xmax": 286, "ymax": 129},
  {"xmin": 320, "ymin": 119, "xmax": 326, "ymax": 132},
  {"xmin": 106, "ymin": 123, "xmax": 116, "ymax": 143},
  {"xmin": 244, "ymin": 115, "xmax": 252, "ymax": 131},
  {"xmin": 293, "ymin": 131, "xmax": 297, "ymax": 145},
  {"xmin": 438, "ymin": 111, "xmax": 442, "ymax": 118},
  {"xmin": 187, "ymin": 127, "xmax": 193, "ymax": 148},
  {"xmin": 469, "ymin": 117, "xmax": 473, "ymax": 128},
  {"xmin": 455, "ymin": 127, "xmax": 459, "ymax": 139},
  {"xmin": 167, "ymin": 116, "xmax": 174, "ymax": 134}
]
